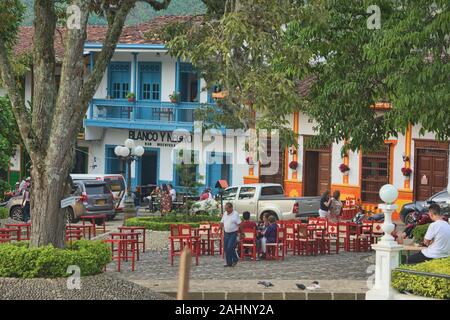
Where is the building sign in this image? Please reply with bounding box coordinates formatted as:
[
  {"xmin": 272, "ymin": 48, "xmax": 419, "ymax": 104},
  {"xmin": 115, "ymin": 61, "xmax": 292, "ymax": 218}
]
[
  {"xmin": 9, "ymin": 147, "xmax": 21, "ymax": 171},
  {"xmin": 128, "ymin": 130, "xmax": 192, "ymax": 148}
]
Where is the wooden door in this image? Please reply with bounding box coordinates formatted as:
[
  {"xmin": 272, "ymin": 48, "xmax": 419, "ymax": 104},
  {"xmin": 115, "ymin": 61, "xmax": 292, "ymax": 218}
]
[
  {"xmin": 259, "ymin": 135, "xmax": 285, "ymax": 185},
  {"xmin": 361, "ymin": 145, "xmax": 390, "ymax": 203},
  {"xmin": 414, "ymin": 141, "xmax": 448, "ymax": 201},
  {"xmin": 302, "ymin": 136, "xmax": 331, "ymax": 196},
  {"xmin": 318, "ymin": 152, "xmax": 331, "ymax": 195}
]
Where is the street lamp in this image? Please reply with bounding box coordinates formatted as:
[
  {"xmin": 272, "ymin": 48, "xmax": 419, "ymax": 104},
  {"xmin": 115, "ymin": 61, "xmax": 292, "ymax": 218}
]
[{"xmin": 114, "ymin": 139, "xmax": 145, "ymax": 224}]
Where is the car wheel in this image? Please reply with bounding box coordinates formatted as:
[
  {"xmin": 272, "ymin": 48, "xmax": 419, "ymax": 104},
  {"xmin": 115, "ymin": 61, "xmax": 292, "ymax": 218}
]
[
  {"xmin": 10, "ymin": 206, "xmax": 23, "ymax": 221},
  {"xmin": 65, "ymin": 208, "xmax": 77, "ymax": 224},
  {"xmin": 404, "ymin": 211, "xmax": 416, "ymax": 225}
]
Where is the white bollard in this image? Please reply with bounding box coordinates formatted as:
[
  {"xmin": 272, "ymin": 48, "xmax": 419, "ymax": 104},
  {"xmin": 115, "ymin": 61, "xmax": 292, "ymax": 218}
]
[{"xmin": 366, "ymin": 184, "xmax": 403, "ymax": 300}]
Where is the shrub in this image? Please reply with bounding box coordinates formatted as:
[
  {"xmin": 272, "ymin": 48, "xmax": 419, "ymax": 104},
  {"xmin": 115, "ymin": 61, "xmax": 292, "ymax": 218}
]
[
  {"xmin": 392, "ymin": 257, "xmax": 450, "ymax": 299},
  {"xmin": 0, "ymin": 240, "xmax": 111, "ymax": 278},
  {"xmin": 125, "ymin": 214, "xmax": 221, "ymax": 231},
  {"xmin": 412, "ymin": 223, "xmax": 431, "ymax": 243},
  {"xmin": 0, "ymin": 207, "xmax": 8, "ymax": 219}
]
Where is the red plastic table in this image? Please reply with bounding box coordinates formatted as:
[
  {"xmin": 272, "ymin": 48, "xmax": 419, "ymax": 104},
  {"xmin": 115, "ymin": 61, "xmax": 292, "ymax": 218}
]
[
  {"xmin": 66, "ymin": 224, "xmax": 94, "ymax": 240},
  {"xmin": 80, "ymin": 215, "xmax": 107, "ymax": 237},
  {"xmin": 103, "ymin": 238, "xmax": 138, "ymax": 272},
  {"xmin": 118, "ymin": 226, "xmax": 146, "ymax": 252}
]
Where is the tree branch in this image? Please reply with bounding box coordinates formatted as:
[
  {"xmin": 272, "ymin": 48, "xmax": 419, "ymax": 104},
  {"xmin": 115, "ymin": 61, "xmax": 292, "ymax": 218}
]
[{"xmin": 32, "ymin": 0, "xmax": 57, "ymax": 153}]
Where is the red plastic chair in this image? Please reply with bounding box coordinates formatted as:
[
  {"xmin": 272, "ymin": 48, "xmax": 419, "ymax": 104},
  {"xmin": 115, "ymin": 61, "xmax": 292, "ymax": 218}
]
[
  {"xmin": 103, "ymin": 238, "xmax": 137, "ymax": 272},
  {"xmin": 297, "ymin": 223, "xmax": 318, "ymax": 256},
  {"xmin": 209, "ymin": 223, "xmax": 223, "ymax": 256},
  {"xmin": 198, "ymin": 223, "xmax": 211, "ymax": 255},
  {"xmin": 323, "ymin": 222, "xmax": 340, "ymax": 254},
  {"xmin": 266, "ymin": 227, "xmax": 285, "ymax": 261},
  {"xmin": 240, "ymin": 228, "xmax": 257, "ymax": 261},
  {"xmin": 169, "ymin": 224, "xmax": 200, "ymax": 266},
  {"xmin": 284, "ymin": 223, "xmax": 297, "ymax": 255}
]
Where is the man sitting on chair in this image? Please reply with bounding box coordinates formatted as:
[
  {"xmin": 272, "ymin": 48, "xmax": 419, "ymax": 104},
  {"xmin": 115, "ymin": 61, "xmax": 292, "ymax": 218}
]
[{"xmin": 407, "ymin": 204, "xmax": 450, "ymax": 264}]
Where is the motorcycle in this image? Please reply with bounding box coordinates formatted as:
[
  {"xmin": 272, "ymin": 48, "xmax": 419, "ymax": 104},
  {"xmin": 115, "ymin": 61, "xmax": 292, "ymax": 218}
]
[{"xmin": 351, "ymin": 206, "xmax": 385, "ymax": 224}]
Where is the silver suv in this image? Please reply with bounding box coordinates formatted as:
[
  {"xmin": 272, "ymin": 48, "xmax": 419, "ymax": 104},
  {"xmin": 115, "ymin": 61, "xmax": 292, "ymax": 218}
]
[{"xmin": 3, "ymin": 180, "xmax": 114, "ymax": 223}]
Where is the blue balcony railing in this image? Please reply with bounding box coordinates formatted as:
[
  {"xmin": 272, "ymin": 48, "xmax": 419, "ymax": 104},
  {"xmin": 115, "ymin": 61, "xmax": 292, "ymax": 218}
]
[{"xmin": 84, "ymin": 99, "xmax": 200, "ymax": 130}]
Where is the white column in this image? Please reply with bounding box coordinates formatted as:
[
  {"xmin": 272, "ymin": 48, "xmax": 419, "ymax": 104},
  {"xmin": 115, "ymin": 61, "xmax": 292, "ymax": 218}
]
[{"xmin": 366, "ymin": 185, "xmax": 403, "ymax": 300}]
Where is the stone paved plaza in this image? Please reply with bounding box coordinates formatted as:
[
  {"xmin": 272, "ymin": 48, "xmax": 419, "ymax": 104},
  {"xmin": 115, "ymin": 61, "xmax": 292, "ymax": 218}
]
[{"xmin": 108, "ymin": 242, "xmax": 375, "ymax": 282}]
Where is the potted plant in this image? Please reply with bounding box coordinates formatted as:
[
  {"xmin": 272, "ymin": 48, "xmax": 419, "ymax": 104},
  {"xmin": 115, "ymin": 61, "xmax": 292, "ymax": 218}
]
[
  {"xmin": 126, "ymin": 92, "xmax": 136, "ymax": 102},
  {"xmin": 169, "ymin": 91, "xmax": 180, "ymax": 103},
  {"xmin": 289, "ymin": 160, "xmax": 299, "ymax": 171},
  {"xmin": 339, "ymin": 163, "xmax": 350, "ymax": 176},
  {"xmin": 246, "ymin": 156, "xmax": 254, "ymax": 167},
  {"xmin": 401, "ymin": 167, "xmax": 413, "ymax": 180}
]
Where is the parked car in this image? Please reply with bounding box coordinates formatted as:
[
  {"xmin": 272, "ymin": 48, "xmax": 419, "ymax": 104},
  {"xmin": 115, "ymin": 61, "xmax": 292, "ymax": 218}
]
[
  {"xmin": 70, "ymin": 174, "xmax": 126, "ymax": 217},
  {"xmin": 192, "ymin": 183, "xmax": 321, "ymax": 221},
  {"xmin": 5, "ymin": 180, "xmax": 115, "ymax": 223},
  {"xmin": 399, "ymin": 189, "xmax": 450, "ymax": 224}
]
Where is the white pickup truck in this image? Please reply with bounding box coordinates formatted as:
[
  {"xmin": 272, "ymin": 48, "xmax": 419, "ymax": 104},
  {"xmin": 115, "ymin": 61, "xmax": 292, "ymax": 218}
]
[{"xmin": 193, "ymin": 183, "xmax": 321, "ymax": 221}]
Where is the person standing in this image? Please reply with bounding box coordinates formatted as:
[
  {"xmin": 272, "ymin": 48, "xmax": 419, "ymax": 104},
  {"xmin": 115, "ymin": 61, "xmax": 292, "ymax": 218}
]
[
  {"xmin": 21, "ymin": 183, "xmax": 31, "ymax": 222},
  {"xmin": 319, "ymin": 190, "xmax": 332, "ymax": 218},
  {"xmin": 160, "ymin": 184, "xmax": 172, "ymax": 216},
  {"xmin": 329, "ymin": 190, "xmax": 343, "ymax": 222},
  {"xmin": 220, "ymin": 202, "xmax": 241, "ymax": 267},
  {"xmin": 168, "ymin": 184, "xmax": 177, "ymax": 203}
]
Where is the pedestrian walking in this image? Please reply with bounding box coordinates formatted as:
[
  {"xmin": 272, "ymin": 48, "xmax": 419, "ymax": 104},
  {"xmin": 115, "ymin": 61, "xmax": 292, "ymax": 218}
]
[
  {"xmin": 220, "ymin": 202, "xmax": 241, "ymax": 267},
  {"xmin": 160, "ymin": 184, "xmax": 172, "ymax": 216},
  {"xmin": 22, "ymin": 183, "xmax": 31, "ymax": 222}
]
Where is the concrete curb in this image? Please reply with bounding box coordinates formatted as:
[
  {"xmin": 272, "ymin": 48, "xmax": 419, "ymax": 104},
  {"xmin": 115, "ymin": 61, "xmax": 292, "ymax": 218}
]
[{"xmin": 158, "ymin": 291, "xmax": 367, "ymax": 300}]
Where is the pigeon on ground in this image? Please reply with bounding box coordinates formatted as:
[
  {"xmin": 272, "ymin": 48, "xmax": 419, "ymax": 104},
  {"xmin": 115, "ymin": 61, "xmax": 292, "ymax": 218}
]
[
  {"xmin": 296, "ymin": 283, "xmax": 306, "ymax": 290},
  {"xmin": 306, "ymin": 281, "xmax": 320, "ymax": 290},
  {"xmin": 257, "ymin": 281, "xmax": 274, "ymax": 288}
]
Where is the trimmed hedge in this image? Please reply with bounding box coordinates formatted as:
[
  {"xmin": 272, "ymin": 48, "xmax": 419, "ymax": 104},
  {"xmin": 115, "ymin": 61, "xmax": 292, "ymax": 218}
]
[
  {"xmin": 412, "ymin": 223, "xmax": 431, "ymax": 243},
  {"xmin": 392, "ymin": 257, "xmax": 450, "ymax": 299},
  {"xmin": 125, "ymin": 214, "xmax": 221, "ymax": 231},
  {"xmin": 0, "ymin": 240, "xmax": 111, "ymax": 278}
]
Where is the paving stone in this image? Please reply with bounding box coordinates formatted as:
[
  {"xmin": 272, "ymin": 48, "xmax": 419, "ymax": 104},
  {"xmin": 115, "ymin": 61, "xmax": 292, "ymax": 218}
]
[
  {"xmin": 333, "ymin": 293, "xmax": 357, "ymax": 300},
  {"xmin": 204, "ymin": 292, "xmax": 226, "ymax": 300},
  {"xmin": 356, "ymin": 293, "xmax": 366, "ymax": 300},
  {"xmin": 307, "ymin": 292, "xmax": 332, "ymax": 300},
  {"xmin": 188, "ymin": 292, "xmax": 204, "ymax": 300},
  {"xmin": 285, "ymin": 292, "xmax": 307, "ymax": 300},
  {"xmin": 263, "ymin": 292, "xmax": 284, "ymax": 300},
  {"xmin": 227, "ymin": 292, "xmax": 263, "ymax": 300}
]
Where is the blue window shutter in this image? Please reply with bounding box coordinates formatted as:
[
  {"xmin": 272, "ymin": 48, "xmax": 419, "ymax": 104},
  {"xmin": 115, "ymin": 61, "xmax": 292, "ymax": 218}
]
[
  {"xmin": 109, "ymin": 62, "xmax": 131, "ymax": 99},
  {"xmin": 139, "ymin": 63, "xmax": 161, "ymax": 101}
]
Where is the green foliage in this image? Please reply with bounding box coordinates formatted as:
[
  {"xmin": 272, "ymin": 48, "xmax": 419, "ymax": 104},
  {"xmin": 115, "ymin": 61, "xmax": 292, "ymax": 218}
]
[
  {"xmin": 0, "ymin": 97, "xmax": 21, "ymax": 195},
  {"xmin": 162, "ymin": 0, "xmax": 307, "ymax": 148},
  {"xmin": 125, "ymin": 214, "xmax": 220, "ymax": 230},
  {"xmin": 392, "ymin": 257, "xmax": 450, "ymax": 299},
  {"xmin": 0, "ymin": 0, "xmax": 25, "ymax": 48},
  {"xmin": 174, "ymin": 149, "xmax": 204, "ymax": 195},
  {"xmin": 20, "ymin": 0, "xmax": 206, "ymax": 26},
  {"xmin": 413, "ymin": 223, "xmax": 431, "ymax": 244},
  {"xmin": 0, "ymin": 207, "xmax": 8, "ymax": 219},
  {"xmin": 0, "ymin": 240, "xmax": 111, "ymax": 278}
]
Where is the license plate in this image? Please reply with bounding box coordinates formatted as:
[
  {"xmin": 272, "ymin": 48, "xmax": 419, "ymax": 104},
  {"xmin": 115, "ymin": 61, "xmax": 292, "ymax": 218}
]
[{"xmin": 96, "ymin": 199, "xmax": 106, "ymax": 205}]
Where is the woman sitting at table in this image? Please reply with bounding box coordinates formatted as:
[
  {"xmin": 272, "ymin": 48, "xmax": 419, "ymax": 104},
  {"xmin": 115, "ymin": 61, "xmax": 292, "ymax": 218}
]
[
  {"xmin": 260, "ymin": 216, "xmax": 277, "ymax": 259},
  {"xmin": 256, "ymin": 213, "xmax": 270, "ymax": 259}
]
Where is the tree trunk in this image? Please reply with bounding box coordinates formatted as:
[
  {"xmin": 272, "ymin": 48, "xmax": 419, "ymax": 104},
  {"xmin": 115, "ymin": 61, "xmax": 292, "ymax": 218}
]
[{"xmin": 29, "ymin": 127, "xmax": 78, "ymax": 247}]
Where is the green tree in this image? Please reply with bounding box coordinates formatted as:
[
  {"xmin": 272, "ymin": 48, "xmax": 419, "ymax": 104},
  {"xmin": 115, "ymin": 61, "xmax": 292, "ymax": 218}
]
[
  {"xmin": 160, "ymin": 0, "xmax": 311, "ymax": 148},
  {"xmin": 0, "ymin": 97, "xmax": 20, "ymax": 197},
  {"xmin": 174, "ymin": 150, "xmax": 203, "ymax": 196},
  {"xmin": 0, "ymin": 0, "xmax": 172, "ymax": 247}
]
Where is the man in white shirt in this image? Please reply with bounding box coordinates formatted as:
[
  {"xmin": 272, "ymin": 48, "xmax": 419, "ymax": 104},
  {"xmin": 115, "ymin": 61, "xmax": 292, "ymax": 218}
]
[
  {"xmin": 220, "ymin": 202, "xmax": 241, "ymax": 267},
  {"xmin": 407, "ymin": 203, "xmax": 450, "ymax": 264}
]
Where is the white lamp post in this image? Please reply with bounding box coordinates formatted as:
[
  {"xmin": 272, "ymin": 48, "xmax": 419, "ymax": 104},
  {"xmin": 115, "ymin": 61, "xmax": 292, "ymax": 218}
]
[
  {"xmin": 366, "ymin": 184, "xmax": 403, "ymax": 300},
  {"xmin": 114, "ymin": 140, "xmax": 145, "ymax": 223}
]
